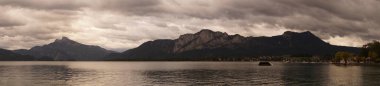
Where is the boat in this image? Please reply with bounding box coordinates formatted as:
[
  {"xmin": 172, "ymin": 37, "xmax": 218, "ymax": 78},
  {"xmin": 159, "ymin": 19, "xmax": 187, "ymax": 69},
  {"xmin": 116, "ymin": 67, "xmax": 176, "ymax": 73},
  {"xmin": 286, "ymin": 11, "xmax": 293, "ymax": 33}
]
[{"xmin": 258, "ymin": 61, "xmax": 272, "ymax": 66}]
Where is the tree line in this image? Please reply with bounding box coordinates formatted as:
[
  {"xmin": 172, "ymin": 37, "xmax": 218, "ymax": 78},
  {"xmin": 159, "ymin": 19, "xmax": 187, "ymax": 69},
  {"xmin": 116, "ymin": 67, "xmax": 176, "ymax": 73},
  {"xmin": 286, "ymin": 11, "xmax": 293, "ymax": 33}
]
[{"xmin": 334, "ymin": 41, "xmax": 380, "ymax": 64}]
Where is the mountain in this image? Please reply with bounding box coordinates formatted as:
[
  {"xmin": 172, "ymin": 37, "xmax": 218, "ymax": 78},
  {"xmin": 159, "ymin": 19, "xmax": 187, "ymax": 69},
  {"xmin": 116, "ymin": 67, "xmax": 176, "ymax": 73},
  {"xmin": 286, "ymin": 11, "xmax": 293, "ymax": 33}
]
[
  {"xmin": 14, "ymin": 37, "xmax": 114, "ymax": 61},
  {"xmin": 0, "ymin": 48, "xmax": 34, "ymax": 61},
  {"xmin": 107, "ymin": 29, "xmax": 360, "ymax": 61}
]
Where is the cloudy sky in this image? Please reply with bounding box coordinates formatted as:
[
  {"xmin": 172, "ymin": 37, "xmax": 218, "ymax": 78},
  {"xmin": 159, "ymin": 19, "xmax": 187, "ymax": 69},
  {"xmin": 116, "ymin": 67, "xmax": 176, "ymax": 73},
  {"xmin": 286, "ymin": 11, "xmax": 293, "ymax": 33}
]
[{"xmin": 0, "ymin": 0, "xmax": 379, "ymax": 52}]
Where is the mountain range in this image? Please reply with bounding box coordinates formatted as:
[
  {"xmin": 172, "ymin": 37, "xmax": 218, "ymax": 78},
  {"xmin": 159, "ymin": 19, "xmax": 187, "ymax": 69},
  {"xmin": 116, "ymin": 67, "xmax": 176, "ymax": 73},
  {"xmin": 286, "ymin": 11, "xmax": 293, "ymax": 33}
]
[
  {"xmin": 106, "ymin": 29, "xmax": 360, "ymax": 61},
  {"xmin": 14, "ymin": 37, "xmax": 114, "ymax": 61},
  {"xmin": 0, "ymin": 29, "xmax": 360, "ymax": 61}
]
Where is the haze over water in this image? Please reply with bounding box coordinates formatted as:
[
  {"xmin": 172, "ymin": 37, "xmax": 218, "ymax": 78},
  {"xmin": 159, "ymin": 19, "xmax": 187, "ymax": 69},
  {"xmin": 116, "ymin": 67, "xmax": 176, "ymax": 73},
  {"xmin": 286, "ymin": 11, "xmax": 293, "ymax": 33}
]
[{"xmin": 0, "ymin": 62, "xmax": 379, "ymax": 86}]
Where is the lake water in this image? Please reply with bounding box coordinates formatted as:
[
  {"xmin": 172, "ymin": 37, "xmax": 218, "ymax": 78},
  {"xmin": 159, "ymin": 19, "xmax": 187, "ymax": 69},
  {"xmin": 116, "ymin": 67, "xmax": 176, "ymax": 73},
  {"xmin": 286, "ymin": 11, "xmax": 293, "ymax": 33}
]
[{"xmin": 0, "ymin": 62, "xmax": 379, "ymax": 86}]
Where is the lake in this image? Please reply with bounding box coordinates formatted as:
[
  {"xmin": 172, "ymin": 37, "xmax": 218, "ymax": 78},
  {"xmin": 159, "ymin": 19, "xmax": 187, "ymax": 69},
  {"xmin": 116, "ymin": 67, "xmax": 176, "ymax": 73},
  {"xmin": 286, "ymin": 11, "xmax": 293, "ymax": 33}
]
[{"xmin": 0, "ymin": 62, "xmax": 379, "ymax": 86}]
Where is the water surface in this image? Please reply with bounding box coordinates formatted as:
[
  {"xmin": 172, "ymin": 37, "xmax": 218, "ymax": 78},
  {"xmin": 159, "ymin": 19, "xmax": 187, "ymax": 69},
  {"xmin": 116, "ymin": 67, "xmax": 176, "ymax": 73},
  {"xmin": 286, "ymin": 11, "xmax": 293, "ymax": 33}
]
[{"xmin": 0, "ymin": 62, "xmax": 379, "ymax": 86}]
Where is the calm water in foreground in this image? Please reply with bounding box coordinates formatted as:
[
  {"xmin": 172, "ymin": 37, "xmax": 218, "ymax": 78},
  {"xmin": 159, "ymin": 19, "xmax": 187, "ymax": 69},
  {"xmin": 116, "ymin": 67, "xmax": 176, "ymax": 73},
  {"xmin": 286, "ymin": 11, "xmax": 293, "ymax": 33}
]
[{"xmin": 0, "ymin": 62, "xmax": 379, "ymax": 86}]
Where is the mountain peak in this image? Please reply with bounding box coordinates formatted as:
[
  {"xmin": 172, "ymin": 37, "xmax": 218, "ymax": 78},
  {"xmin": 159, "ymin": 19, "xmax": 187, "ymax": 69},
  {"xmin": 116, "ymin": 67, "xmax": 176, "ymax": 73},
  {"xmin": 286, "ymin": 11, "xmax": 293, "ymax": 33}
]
[
  {"xmin": 282, "ymin": 31, "xmax": 315, "ymax": 37},
  {"xmin": 61, "ymin": 36, "xmax": 70, "ymax": 40},
  {"xmin": 303, "ymin": 31, "xmax": 312, "ymax": 34},
  {"xmin": 283, "ymin": 31, "xmax": 299, "ymax": 35},
  {"xmin": 195, "ymin": 29, "xmax": 220, "ymax": 35},
  {"xmin": 196, "ymin": 29, "xmax": 228, "ymax": 36},
  {"xmin": 23, "ymin": 36, "xmax": 113, "ymax": 61},
  {"xmin": 197, "ymin": 29, "xmax": 214, "ymax": 33},
  {"xmin": 174, "ymin": 29, "xmax": 241, "ymax": 53},
  {"xmin": 281, "ymin": 31, "xmax": 327, "ymax": 46},
  {"xmin": 178, "ymin": 29, "xmax": 226, "ymax": 39},
  {"xmin": 53, "ymin": 36, "xmax": 79, "ymax": 45}
]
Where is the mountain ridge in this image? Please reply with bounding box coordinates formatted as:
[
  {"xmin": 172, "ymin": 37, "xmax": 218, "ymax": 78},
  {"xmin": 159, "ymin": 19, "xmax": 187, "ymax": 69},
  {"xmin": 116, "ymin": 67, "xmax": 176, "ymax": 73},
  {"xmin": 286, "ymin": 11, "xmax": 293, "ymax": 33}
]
[
  {"xmin": 107, "ymin": 29, "xmax": 360, "ymax": 60},
  {"xmin": 1, "ymin": 29, "xmax": 361, "ymax": 61},
  {"xmin": 14, "ymin": 37, "xmax": 115, "ymax": 61},
  {"xmin": 0, "ymin": 48, "xmax": 35, "ymax": 61}
]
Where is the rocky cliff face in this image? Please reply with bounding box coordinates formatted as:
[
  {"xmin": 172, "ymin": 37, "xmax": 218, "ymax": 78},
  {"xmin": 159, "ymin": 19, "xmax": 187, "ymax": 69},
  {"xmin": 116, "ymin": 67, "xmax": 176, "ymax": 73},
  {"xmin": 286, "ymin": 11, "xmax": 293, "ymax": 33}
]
[
  {"xmin": 173, "ymin": 29, "xmax": 245, "ymax": 53},
  {"xmin": 108, "ymin": 29, "xmax": 360, "ymax": 60},
  {"xmin": 15, "ymin": 37, "xmax": 114, "ymax": 61}
]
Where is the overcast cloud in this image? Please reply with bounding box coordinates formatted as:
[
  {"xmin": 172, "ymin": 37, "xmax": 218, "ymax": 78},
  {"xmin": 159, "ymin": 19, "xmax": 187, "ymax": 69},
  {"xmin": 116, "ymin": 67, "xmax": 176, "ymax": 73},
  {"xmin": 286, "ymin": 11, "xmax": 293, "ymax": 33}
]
[{"xmin": 0, "ymin": 0, "xmax": 379, "ymax": 52}]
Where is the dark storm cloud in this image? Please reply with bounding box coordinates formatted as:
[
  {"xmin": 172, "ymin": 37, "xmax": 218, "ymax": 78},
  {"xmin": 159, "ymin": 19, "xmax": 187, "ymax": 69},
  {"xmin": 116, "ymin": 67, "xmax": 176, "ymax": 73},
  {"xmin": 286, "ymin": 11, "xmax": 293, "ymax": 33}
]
[
  {"xmin": 93, "ymin": 0, "xmax": 163, "ymax": 16},
  {"xmin": 0, "ymin": 0, "xmax": 87, "ymax": 10},
  {"xmin": 93, "ymin": 0, "xmax": 380, "ymax": 39},
  {"xmin": 87, "ymin": 0, "xmax": 380, "ymax": 47},
  {"xmin": 0, "ymin": 19, "xmax": 24, "ymax": 27},
  {"xmin": 0, "ymin": 0, "xmax": 379, "ymax": 50}
]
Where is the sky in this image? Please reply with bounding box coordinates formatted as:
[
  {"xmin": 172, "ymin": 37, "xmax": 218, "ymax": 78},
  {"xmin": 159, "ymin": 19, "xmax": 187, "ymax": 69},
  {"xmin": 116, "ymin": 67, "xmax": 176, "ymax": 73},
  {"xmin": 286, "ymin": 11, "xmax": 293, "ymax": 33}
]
[{"xmin": 0, "ymin": 0, "xmax": 379, "ymax": 52}]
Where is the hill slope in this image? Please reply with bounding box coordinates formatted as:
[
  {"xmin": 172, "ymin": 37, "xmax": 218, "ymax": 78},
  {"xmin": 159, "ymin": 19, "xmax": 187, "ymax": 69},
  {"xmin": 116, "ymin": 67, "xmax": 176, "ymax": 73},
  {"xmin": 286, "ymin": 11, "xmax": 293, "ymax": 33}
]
[
  {"xmin": 0, "ymin": 49, "xmax": 34, "ymax": 61},
  {"xmin": 15, "ymin": 37, "xmax": 114, "ymax": 61}
]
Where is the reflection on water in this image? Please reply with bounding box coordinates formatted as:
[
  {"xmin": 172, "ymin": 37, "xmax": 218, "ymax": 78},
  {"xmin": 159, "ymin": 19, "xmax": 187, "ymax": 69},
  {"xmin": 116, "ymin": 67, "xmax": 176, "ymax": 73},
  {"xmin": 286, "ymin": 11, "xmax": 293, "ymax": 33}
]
[
  {"xmin": 361, "ymin": 65, "xmax": 380, "ymax": 86},
  {"xmin": 0, "ymin": 62, "xmax": 379, "ymax": 86},
  {"xmin": 281, "ymin": 63, "xmax": 330, "ymax": 86},
  {"xmin": 328, "ymin": 65, "xmax": 362, "ymax": 86}
]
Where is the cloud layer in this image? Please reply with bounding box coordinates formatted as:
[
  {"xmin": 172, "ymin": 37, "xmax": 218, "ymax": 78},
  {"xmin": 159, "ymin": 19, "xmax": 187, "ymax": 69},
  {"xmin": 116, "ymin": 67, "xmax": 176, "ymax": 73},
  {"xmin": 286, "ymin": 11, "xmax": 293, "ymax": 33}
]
[{"xmin": 0, "ymin": 0, "xmax": 379, "ymax": 51}]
